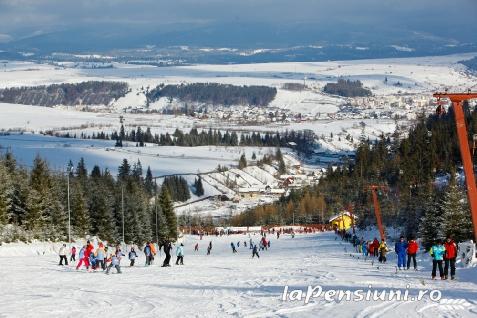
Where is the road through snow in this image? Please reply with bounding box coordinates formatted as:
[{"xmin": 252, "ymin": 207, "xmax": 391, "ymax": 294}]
[{"xmin": 0, "ymin": 232, "xmax": 476, "ymax": 317}]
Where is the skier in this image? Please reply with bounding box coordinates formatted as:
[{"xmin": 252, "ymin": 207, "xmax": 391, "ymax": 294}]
[
  {"xmin": 162, "ymin": 241, "xmax": 172, "ymax": 267},
  {"xmin": 95, "ymin": 242, "xmax": 106, "ymax": 270},
  {"xmin": 194, "ymin": 243, "xmax": 199, "ymax": 252},
  {"xmin": 406, "ymin": 238, "xmax": 419, "ymax": 270},
  {"xmin": 252, "ymin": 244, "xmax": 260, "ymax": 258},
  {"xmin": 59, "ymin": 244, "xmax": 68, "ymax": 266},
  {"xmin": 277, "ymin": 232, "xmax": 280, "ymax": 239},
  {"xmin": 144, "ymin": 242, "xmax": 152, "ymax": 266},
  {"xmin": 372, "ymin": 238, "xmax": 380, "ymax": 257},
  {"xmin": 378, "ymin": 239, "xmax": 388, "ymax": 263},
  {"xmin": 149, "ymin": 242, "xmax": 157, "ymax": 265},
  {"xmin": 128, "ymin": 247, "xmax": 138, "ymax": 267},
  {"xmin": 106, "ymin": 247, "xmax": 124, "ymax": 275},
  {"xmin": 76, "ymin": 242, "xmax": 93, "ymax": 271},
  {"xmin": 444, "ymin": 236, "xmax": 457, "ymax": 280},
  {"xmin": 237, "ymin": 241, "xmax": 240, "ymax": 248},
  {"xmin": 70, "ymin": 246, "xmax": 77, "ymax": 262},
  {"xmin": 430, "ymin": 240, "xmax": 446, "ymax": 280},
  {"xmin": 175, "ymin": 243, "xmax": 184, "ymax": 265},
  {"xmin": 395, "ymin": 236, "xmax": 408, "ymax": 270},
  {"xmin": 368, "ymin": 241, "xmax": 374, "ymax": 257},
  {"xmin": 89, "ymin": 252, "xmax": 97, "ymax": 270},
  {"xmin": 267, "ymin": 240, "xmax": 271, "ymax": 248},
  {"xmin": 244, "ymin": 241, "xmax": 247, "ymax": 248},
  {"xmin": 231, "ymin": 242, "xmax": 237, "ymax": 253},
  {"xmin": 362, "ymin": 241, "xmax": 368, "ymax": 257},
  {"xmin": 249, "ymin": 238, "xmax": 253, "ymax": 249}
]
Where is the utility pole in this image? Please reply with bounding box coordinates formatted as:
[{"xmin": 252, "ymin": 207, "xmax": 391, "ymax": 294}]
[
  {"xmin": 122, "ymin": 185, "xmax": 125, "ymax": 243},
  {"xmin": 67, "ymin": 167, "xmax": 71, "ymax": 245},
  {"xmin": 433, "ymin": 92, "xmax": 477, "ymax": 243},
  {"xmin": 155, "ymin": 197, "xmax": 159, "ymax": 244}
]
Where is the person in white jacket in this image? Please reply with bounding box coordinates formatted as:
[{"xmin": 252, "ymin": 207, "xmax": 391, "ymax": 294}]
[{"xmin": 59, "ymin": 244, "xmax": 68, "ymax": 266}]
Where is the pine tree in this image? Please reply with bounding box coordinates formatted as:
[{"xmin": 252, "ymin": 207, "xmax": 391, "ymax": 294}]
[
  {"xmin": 0, "ymin": 163, "xmax": 13, "ymax": 224},
  {"xmin": 195, "ymin": 176, "xmax": 204, "ymax": 196},
  {"xmin": 419, "ymin": 193, "xmax": 445, "ymax": 249},
  {"xmin": 71, "ymin": 181, "xmax": 90, "ymax": 237},
  {"xmin": 118, "ymin": 159, "xmax": 131, "ymax": 180},
  {"xmin": 440, "ymin": 184, "xmax": 474, "ymax": 243},
  {"xmin": 159, "ymin": 187, "xmax": 177, "ymax": 240},
  {"xmin": 238, "ymin": 154, "xmax": 247, "ymax": 169},
  {"xmin": 144, "ymin": 166, "xmax": 155, "ymax": 196}
]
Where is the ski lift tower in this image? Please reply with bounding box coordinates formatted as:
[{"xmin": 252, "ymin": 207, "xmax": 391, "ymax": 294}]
[
  {"xmin": 365, "ymin": 185, "xmax": 387, "ymax": 241},
  {"xmin": 433, "ymin": 92, "xmax": 477, "ymax": 243}
]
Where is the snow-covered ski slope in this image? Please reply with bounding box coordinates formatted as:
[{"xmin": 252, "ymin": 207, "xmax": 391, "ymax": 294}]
[{"xmin": 0, "ymin": 232, "xmax": 476, "ymax": 317}]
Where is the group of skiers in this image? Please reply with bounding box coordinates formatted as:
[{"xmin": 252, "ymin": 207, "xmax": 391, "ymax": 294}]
[
  {"xmin": 59, "ymin": 239, "xmax": 187, "ymax": 274},
  {"xmin": 341, "ymin": 230, "xmax": 460, "ymax": 280},
  {"xmin": 226, "ymin": 235, "xmax": 270, "ymax": 258}
]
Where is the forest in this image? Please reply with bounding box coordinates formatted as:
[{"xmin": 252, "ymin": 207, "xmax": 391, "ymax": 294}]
[
  {"xmin": 146, "ymin": 83, "xmax": 277, "ymax": 107},
  {"xmin": 0, "ymin": 154, "xmax": 180, "ymax": 245},
  {"xmin": 0, "ymin": 81, "xmax": 129, "ymax": 107},
  {"xmin": 323, "ymin": 79, "xmax": 372, "ymax": 97},
  {"xmin": 52, "ymin": 127, "xmax": 317, "ymax": 156},
  {"xmin": 230, "ymin": 104, "xmax": 477, "ymax": 247}
]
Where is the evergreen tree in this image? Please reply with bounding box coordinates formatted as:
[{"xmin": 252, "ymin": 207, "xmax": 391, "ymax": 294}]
[
  {"xmin": 118, "ymin": 159, "xmax": 131, "ymax": 180},
  {"xmin": 144, "ymin": 166, "xmax": 155, "ymax": 196},
  {"xmin": 159, "ymin": 187, "xmax": 177, "ymax": 240},
  {"xmin": 440, "ymin": 184, "xmax": 474, "ymax": 243},
  {"xmin": 195, "ymin": 176, "xmax": 204, "ymax": 196},
  {"xmin": 419, "ymin": 193, "xmax": 445, "ymax": 249},
  {"xmin": 71, "ymin": 181, "xmax": 90, "ymax": 237},
  {"xmin": 238, "ymin": 154, "xmax": 247, "ymax": 169}
]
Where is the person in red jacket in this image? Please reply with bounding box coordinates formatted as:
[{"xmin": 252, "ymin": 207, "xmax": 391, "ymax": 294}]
[
  {"xmin": 77, "ymin": 240, "xmax": 94, "ymax": 271},
  {"xmin": 444, "ymin": 236, "xmax": 457, "ymax": 280},
  {"xmin": 406, "ymin": 238, "xmax": 419, "ymax": 270},
  {"xmin": 372, "ymin": 238, "xmax": 380, "ymax": 257}
]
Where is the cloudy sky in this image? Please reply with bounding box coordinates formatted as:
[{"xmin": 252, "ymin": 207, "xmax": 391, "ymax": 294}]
[{"xmin": 0, "ymin": 0, "xmax": 476, "ymax": 49}]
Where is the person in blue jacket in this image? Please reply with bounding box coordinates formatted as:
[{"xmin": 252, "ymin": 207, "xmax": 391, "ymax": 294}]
[
  {"xmin": 175, "ymin": 243, "xmax": 184, "ymax": 265},
  {"xmin": 395, "ymin": 236, "xmax": 408, "ymax": 270},
  {"xmin": 430, "ymin": 240, "xmax": 446, "ymax": 280},
  {"xmin": 144, "ymin": 242, "xmax": 152, "ymax": 266}
]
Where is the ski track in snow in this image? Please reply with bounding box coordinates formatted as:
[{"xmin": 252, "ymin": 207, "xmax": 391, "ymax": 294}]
[{"xmin": 0, "ymin": 233, "xmax": 476, "ymax": 318}]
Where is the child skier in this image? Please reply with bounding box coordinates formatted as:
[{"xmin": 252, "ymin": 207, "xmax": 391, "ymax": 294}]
[
  {"xmin": 194, "ymin": 243, "xmax": 199, "ymax": 251},
  {"xmin": 128, "ymin": 247, "xmax": 138, "ymax": 267},
  {"xmin": 95, "ymin": 242, "xmax": 106, "ymax": 270},
  {"xmin": 395, "ymin": 236, "xmax": 408, "ymax": 270},
  {"xmin": 144, "ymin": 242, "xmax": 152, "ymax": 266},
  {"xmin": 231, "ymin": 242, "xmax": 237, "ymax": 253},
  {"xmin": 106, "ymin": 247, "xmax": 124, "ymax": 274},
  {"xmin": 59, "ymin": 244, "xmax": 68, "ymax": 266},
  {"xmin": 430, "ymin": 240, "xmax": 446, "ymax": 280},
  {"xmin": 70, "ymin": 246, "xmax": 76, "ymax": 262},
  {"xmin": 176, "ymin": 243, "xmax": 184, "ymax": 265}
]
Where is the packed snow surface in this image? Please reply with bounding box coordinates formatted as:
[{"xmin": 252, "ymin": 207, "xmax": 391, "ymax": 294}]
[{"xmin": 0, "ymin": 232, "xmax": 476, "ymax": 317}]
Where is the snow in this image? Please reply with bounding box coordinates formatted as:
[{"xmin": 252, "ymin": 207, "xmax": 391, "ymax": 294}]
[
  {"xmin": 0, "ymin": 232, "xmax": 476, "ymax": 317},
  {"xmin": 0, "ymin": 134, "xmax": 272, "ymax": 176}
]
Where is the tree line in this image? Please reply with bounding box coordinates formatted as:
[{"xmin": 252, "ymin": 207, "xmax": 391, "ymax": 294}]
[
  {"xmin": 323, "ymin": 79, "xmax": 372, "ymax": 97},
  {"xmin": 0, "ymin": 81, "xmax": 129, "ymax": 107},
  {"xmin": 51, "ymin": 127, "xmax": 316, "ymax": 156},
  {"xmin": 230, "ymin": 104, "xmax": 477, "ymax": 248},
  {"xmin": 146, "ymin": 83, "xmax": 277, "ymax": 107},
  {"xmin": 0, "ymin": 153, "xmax": 180, "ymax": 245}
]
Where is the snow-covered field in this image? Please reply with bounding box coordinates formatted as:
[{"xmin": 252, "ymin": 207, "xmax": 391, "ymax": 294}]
[
  {"xmin": 0, "ymin": 232, "xmax": 476, "ymax": 317},
  {"xmin": 0, "ymin": 133, "xmax": 275, "ymax": 176}
]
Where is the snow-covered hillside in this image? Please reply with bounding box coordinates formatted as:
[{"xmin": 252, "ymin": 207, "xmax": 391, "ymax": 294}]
[{"xmin": 0, "ymin": 232, "xmax": 476, "ymax": 317}]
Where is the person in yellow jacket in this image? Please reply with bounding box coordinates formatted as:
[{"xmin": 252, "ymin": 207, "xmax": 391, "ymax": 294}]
[{"xmin": 378, "ymin": 239, "xmax": 389, "ymax": 263}]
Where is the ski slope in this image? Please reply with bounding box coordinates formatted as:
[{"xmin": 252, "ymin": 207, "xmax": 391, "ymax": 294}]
[{"xmin": 0, "ymin": 232, "xmax": 475, "ymax": 317}]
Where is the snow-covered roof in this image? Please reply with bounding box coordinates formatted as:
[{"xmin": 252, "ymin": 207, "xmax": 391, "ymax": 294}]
[{"xmin": 328, "ymin": 211, "xmax": 357, "ymax": 222}]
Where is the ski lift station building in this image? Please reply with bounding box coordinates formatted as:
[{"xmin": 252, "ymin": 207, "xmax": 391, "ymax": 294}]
[{"xmin": 329, "ymin": 211, "xmax": 356, "ymax": 231}]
